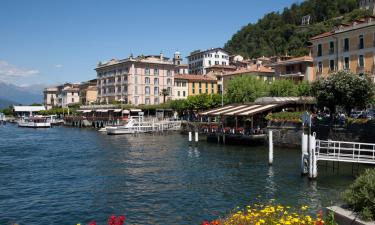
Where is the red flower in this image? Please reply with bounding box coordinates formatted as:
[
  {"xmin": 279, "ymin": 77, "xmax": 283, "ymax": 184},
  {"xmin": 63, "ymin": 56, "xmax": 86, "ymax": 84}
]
[
  {"xmin": 201, "ymin": 220, "xmax": 210, "ymax": 225},
  {"xmin": 108, "ymin": 215, "xmax": 116, "ymax": 225},
  {"xmin": 116, "ymin": 215, "xmax": 126, "ymax": 225},
  {"xmin": 88, "ymin": 220, "xmax": 96, "ymax": 225}
]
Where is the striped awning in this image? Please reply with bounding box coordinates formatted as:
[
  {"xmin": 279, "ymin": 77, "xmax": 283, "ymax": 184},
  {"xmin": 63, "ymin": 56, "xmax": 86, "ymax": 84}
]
[{"xmin": 200, "ymin": 104, "xmax": 281, "ymax": 116}]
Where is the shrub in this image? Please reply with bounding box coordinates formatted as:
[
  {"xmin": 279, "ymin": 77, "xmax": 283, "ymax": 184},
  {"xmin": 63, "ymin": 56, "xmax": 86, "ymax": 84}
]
[
  {"xmin": 265, "ymin": 111, "xmax": 304, "ymax": 123},
  {"xmin": 342, "ymin": 168, "xmax": 375, "ymax": 221}
]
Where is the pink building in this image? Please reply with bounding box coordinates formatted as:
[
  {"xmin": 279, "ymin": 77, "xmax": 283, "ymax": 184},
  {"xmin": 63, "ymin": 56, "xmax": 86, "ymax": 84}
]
[{"xmin": 96, "ymin": 53, "xmax": 176, "ymax": 105}]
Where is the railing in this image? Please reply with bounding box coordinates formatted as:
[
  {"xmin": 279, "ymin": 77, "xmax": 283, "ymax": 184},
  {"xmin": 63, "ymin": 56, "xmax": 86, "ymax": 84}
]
[{"xmin": 315, "ymin": 140, "xmax": 375, "ymax": 164}]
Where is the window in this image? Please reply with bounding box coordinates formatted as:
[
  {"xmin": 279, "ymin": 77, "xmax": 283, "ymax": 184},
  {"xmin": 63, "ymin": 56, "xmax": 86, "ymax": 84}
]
[
  {"xmin": 145, "ymin": 68, "xmax": 150, "ymax": 75},
  {"xmin": 359, "ymin": 55, "xmax": 365, "ymax": 68},
  {"xmin": 145, "ymin": 86, "xmax": 150, "ymax": 95},
  {"xmin": 199, "ymin": 82, "xmax": 202, "ymax": 94},
  {"xmin": 183, "ymin": 91, "xmax": 186, "ymax": 97},
  {"xmin": 154, "ymin": 68, "xmax": 159, "ymax": 76},
  {"xmin": 205, "ymin": 82, "xmax": 208, "ymax": 93},
  {"xmin": 215, "ymin": 54, "xmax": 219, "ymax": 58},
  {"xmin": 135, "ymin": 86, "xmax": 138, "ymax": 95},
  {"xmin": 134, "ymin": 76, "xmax": 138, "ymax": 84},
  {"xmin": 154, "ymin": 87, "xmax": 159, "ymax": 95},
  {"xmin": 177, "ymin": 91, "xmax": 180, "ymax": 96},
  {"xmin": 154, "ymin": 98, "xmax": 159, "ymax": 104},
  {"xmin": 208, "ymin": 60, "xmax": 211, "ymax": 65},
  {"xmin": 329, "ymin": 41, "xmax": 334, "ymax": 54},
  {"xmin": 167, "ymin": 78, "xmax": 172, "ymax": 85},
  {"xmin": 344, "ymin": 57, "xmax": 350, "ymax": 70},
  {"xmin": 359, "ymin": 34, "xmax": 364, "ymax": 49},
  {"xmin": 215, "ymin": 61, "xmax": 219, "ymax": 65},
  {"xmin": 145, "ymin": 77, "xmax": 150, "ymax": 84},
  {"xmin": 329, "ymin": 60, "xmax": 335, "ymax": 71},
  {"xmin": 154, "ymin": 78, "xmax": 159, "ymax": 85},
  {"xmin": 117, "ymin": 86, "xmax": 121, "ymax": 93},
  {"xmin": 318, "ymin": 61, "xmax": 323, "ymax": 73},
  {"xmin": 182, "ymin": 82, "xmax": 186, "ymax": 87},
  {"xmin": 192, "ymin": 82, "xmax": 195, "ymax": 94},
  {"xmin": 317, "ymin": 44, "xmax": 322, "ymax": 57},
  {"xmin": 211, "ymin": 82, "xmax": 214, "ymax": 93},
  {"xmin": 72, "ymin": 98, "xmax": 74, "ymax": 103},
  {"xmin": 167, "ymin": 87, "xmax": 172, "ymax": 95},
  {"xmin": 145, "ymin": 98, "xmax": 150, "ymax": 104},
  {"xmin": 167, "ymin": 70, "xmax": 171, "ymax": 76},
  {"xmin": 344, "ymin": 38, "xmax": 349, "ymax": 52}
]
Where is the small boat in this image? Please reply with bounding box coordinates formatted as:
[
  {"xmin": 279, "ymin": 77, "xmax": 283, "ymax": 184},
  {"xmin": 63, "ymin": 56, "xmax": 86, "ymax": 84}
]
[{"xmin": 18, "ymin": 116, "xmax": 51, "ymax": 128}]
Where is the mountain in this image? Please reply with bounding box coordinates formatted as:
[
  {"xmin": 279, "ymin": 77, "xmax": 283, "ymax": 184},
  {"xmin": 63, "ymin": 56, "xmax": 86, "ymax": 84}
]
[
  {"xmin": 0, "ymin": 82, "xmax": 45, "ymax": 106},
  {"xmin": 0, "ymin": 97, "xmax": 18, "ymax": 109},
  {"xmin": 224, "ymin": 0, "xmax": 370, "ymax": 58}
]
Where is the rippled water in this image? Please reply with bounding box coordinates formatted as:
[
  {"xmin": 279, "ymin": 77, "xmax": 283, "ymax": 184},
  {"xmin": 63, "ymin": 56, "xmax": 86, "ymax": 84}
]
[{"xmin": 0, "ymin": 124, "xmax": 362, "ymax": 225}]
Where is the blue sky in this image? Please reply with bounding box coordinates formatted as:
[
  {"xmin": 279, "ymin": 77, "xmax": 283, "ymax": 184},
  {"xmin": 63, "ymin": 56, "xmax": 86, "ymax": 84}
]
[{"xmin": 0, "ymin": 0, "xmax": 299, "ymax": 86}]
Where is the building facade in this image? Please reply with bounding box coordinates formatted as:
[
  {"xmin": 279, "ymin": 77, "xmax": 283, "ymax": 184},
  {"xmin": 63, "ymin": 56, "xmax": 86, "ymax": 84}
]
[
  {"xmin": 96, "ymin": 54, "xmax": 175, "ymax": 105},
  {"xmin": 58, "ymin": 83, "xmax": 80, "ymax": 108},
  {"xmin": 187, "ymin": 48, "xmax": 229, "ymax": 74},
  {"xmin": 43, "ymin": 87, "xmax": 59, "ymax": 110},
  {"xmin": 271, "ymin": 56, "xmax": 314, "ymax": 82},
  {"xmin": 310, "ymin": 17, "xmax": 375, "ymax": 81},
  {"xmin": 173, "ymin": 74, "xmax": 218, "ymax": 99},
  {"xmin": 79, "ymin": 79, "xmax": 98, "ymax": 105},
  {"xmin": 359, "ymin": 0, "xmax": 375, "ymax": 15}
]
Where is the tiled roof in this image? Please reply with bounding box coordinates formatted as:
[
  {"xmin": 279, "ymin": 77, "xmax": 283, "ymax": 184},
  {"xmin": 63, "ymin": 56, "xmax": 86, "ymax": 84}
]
[
  {"xmin": 222, "ymin": 64, "xmax": 274, "ymax": 76},
  {"xmin": 271, "ymin": 56, "xmax": 313, "ymax": 66},
  {"xmin": 310, "ymin": 31, "xmax": 334, "ymax": 40},
  {"xmin": 206, "ymin": 65, "xmax": 237, "ymax": 69},
  {"xmin": 174, "ymin": 74, "xmax": 217, "ymax": 81}
]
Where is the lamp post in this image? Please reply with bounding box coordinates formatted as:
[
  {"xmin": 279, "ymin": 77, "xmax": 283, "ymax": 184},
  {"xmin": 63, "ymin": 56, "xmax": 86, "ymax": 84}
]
[{"xmin": 221, "ymin": 75, "xmax": 224, "ymax": 107}]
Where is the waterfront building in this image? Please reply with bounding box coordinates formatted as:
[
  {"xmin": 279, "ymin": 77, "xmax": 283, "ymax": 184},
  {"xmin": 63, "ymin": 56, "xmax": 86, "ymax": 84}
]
[
  {"xmin": 271, "ymin": 56, "xmax": 314, "ymax": 82},
  {"xmin": 310, "ymin": 16, "xmax": 375, "ymax": 81},
  {"xmin": 217, "ymin": 62, "xmax": 275, "ymax": 92},
  {"xmin": 359, "ymin": 0, "xmax": 375, "ymax": 15},
  {"xmin": 173, "ymin": 74, "xmax": 218, "ymax": 99},
  {"xmin": 187, "ymin": 48, "xmax": 229, "ymax": 74},
  {"xmin": 57, "ymin": 83, "xmax": 80, "ymax": 108},
  {"xmin": 43, "ymin": 87, "xmax": 59, "ymax": 110},
  {"xmin": 96, "ymin": 53, "xmax": 175, "ymax": 105},
  {"xmin": 13, "ymin": 105, "xmax": 46, "ymax": 117},
  {"xmin": 173, "ymin": 51, "xmax": 189, "ymax": 75},
  {"xmin": 79, "ymin": 79, "xmax": 98, "ymax": 105}
]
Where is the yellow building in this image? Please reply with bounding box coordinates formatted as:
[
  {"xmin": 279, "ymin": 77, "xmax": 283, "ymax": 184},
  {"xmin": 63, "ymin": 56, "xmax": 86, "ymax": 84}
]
[
  {"xmin": 79, "ymin": 79, "xmax": 98, "ymax": 105},
  {"xmin": 310, "ymin": 17, "xmax": 375, "ymax": 81},
  {"xmin": 173, "ymin": 74, "xmax": 218, "ymax": 99}
]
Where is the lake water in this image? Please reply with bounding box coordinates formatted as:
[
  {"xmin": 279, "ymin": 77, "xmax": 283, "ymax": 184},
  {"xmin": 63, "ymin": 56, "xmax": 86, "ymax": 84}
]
[{"xmin": 0, "ymin": 124, "xmax": 361, "ymax": 225}]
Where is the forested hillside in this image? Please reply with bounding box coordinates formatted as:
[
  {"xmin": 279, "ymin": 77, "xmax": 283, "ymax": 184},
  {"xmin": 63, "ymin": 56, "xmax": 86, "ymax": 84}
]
[{"xmin": 224, "ymin": 0, "xmax": 371, "ymax": 58}]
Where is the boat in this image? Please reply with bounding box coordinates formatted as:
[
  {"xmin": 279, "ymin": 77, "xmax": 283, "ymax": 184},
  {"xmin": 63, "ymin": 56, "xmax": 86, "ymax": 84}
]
[
  {"xmin": 18, "ymin": 116, "xmax": 51, "ymax": 128},
  {"xmin": 106, "ymin": 117, "xmax": 152, "ymax": 135}
]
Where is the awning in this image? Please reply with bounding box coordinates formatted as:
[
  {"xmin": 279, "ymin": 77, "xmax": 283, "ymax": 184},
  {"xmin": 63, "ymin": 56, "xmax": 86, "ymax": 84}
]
[
  {"xmin": 82, "ymin": 110, "xmax": 92, "ymax": 113},
  {"xmin": 114, "ymin": 109, "xmax": 122, "ymax": 112},
  {"xmin": 122, "ymin": 110, "xmax": 130, "ymax": 114},
  {"xmin": 96, "ymin": 109, "xmax": 108, "ymax": 113},
  {"xmin": 200, "ymin": 104, "xmax": 281, "ymax": 117},
  {"xmin": 130, "ymin": 108, "xmax": 142, "ymax": 112}
]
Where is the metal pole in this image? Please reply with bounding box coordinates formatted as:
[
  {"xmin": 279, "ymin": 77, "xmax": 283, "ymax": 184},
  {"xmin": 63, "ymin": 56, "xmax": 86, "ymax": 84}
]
[
  {"xmin": 221, "ymin": 76, "xmax": 224, "ymax": 107},
  {"xmin": 268, "ymin": 130, "xmax": 273, "ymax": 165}
]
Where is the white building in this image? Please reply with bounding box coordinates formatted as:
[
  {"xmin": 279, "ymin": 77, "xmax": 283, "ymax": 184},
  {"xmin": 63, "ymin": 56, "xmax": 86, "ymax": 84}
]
[
  {"xmin": 58, "ymin": 84, "xmax": 80, "ymax": 108},
  {"xmin": 43, "ymin": 87, "xmax": 59, "ymax": 110},
  {"xmin": 187, "ymin": 48, "xmax": 229, "ymax": 74},
  {"xmin": 359, "ymin": 0, "xmax": 375, "ymax": 15}
]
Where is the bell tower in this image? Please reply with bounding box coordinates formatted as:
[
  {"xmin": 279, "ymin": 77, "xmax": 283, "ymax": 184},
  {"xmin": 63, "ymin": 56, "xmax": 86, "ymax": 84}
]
[{"xmin": 173, "ymin": 51, "xmax": 182, "ymax": 65}]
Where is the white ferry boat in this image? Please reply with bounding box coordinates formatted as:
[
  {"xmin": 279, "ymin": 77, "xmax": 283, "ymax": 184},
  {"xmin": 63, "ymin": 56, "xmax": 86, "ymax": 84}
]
[
  {"xmin": 18, "ymin": 117, "xmax": 51, "ymax": 128},
  {"xmin": 106, "ymin": 117, "xmax": 152, "ymax": 135}
]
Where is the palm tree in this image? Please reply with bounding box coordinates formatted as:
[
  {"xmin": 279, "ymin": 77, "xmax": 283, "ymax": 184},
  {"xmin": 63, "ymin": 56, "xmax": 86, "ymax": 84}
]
[{"xmin": 160, "ymin": 88, "xmax": 169, "ymax": 103}]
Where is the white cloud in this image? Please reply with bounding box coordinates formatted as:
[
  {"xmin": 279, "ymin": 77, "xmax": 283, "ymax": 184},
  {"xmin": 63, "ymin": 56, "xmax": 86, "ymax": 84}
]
[
  {"xmin": 54, "ymin": 64, "xmax": 63, "ymax": 68},
  {"xmin": 0, "ymin": 60, "xmax": 39, "ymax": 81}
]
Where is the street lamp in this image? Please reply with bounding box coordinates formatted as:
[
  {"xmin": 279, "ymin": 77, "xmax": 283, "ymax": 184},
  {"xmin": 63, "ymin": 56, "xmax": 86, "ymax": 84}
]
[{"xmin": 221, "ymin": 75, "xmax": 224, "ymax": 107}]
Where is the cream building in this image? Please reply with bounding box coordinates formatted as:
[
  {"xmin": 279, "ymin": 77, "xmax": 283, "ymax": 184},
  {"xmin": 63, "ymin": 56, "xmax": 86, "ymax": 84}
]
[{"xmin": 310, "ymin": 16, "xmax": 375, "ymax": 81}]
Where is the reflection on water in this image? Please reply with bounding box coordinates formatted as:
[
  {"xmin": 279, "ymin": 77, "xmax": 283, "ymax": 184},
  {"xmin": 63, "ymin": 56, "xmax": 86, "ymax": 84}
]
[{"xmin": 0, "ymin": 124, "xmax": 366, "ymax": 225}]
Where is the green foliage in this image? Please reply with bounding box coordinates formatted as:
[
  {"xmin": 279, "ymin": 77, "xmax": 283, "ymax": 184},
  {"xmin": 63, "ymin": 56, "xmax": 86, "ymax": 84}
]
[
  {"xmin": 38, "ymin": 107, "xmax": 66, "ymax": 115},
  {"xmin": 311, "ymin": 71, "xmax": 375, "ymax": 113},
  {"xmin": 224, "ymin": 0, "xmax": 369, "ymax": 58},
  {"xmin": 265, "ymin": 111, "xmax": 304, "ymax": 123},
  {"xmin": 0, "ymin": 107, "xmax": 13, "ymax": 115},
  {"xmin": 343, "ymin": 168, "xmax": 375, "ymax": 221},
  {"xmin": 226, "ymin": 76, "xmax": 268, "ymax": 103},
  {"xmin": 269, "ymin": 79, "xmax": 297, "ymax": 97},
  {"xmin": 169, "ymin": 94, "xmax": 223, "ymax": 114},
  {"xmin": 296, "ymin": 81, "xmax": 311, "ymax": 97}
]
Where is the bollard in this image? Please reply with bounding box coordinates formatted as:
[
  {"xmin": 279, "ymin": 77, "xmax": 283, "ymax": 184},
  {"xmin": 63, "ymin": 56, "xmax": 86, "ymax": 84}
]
[
  {"xmin": 301, "ymin": 134, "xmax": 308, "ymax": 175},
  {"xmin": 195, "ymin": 132, "xmax": 198, "ymax": 142},
  {"xmin": 189, "ymin": 132, "xmax": 192, "ymax": 142},
  {"xmin": 268, "ymin": 130, "xmax": 273, "ymax": 165},
  {"xmin": 308, "ymin": 134, "xmax": 317, "ymax": 179}
]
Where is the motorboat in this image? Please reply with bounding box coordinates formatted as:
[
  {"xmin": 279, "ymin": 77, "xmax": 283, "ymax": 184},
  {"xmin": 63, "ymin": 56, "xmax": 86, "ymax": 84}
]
[{"xmin": 18, "ymin": 116, "xmax": 51, "ymax": 128}]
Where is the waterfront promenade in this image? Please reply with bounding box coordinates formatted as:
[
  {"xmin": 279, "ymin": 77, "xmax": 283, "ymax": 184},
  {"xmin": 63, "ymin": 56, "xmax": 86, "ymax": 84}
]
[{"xmin": 0, "ymin": 124, "xmax": 368, "ymax": 225}]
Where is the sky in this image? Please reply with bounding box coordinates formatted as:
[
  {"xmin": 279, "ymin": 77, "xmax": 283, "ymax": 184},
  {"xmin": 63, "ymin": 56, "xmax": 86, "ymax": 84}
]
[{"xmin": 0, "ymin": 0, "xmax": 299, "ymax": 86}]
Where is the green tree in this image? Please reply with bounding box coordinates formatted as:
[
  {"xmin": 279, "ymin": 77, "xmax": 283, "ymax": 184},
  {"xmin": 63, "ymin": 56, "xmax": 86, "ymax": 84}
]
[
  {"xmin": 161, "ymin": 88, "xmax": 169, "ymax": 103},
  {"xmin": 226, "ymin": 76, "xmax": 268, "ymax": 103},
  {"xmin": 311, "ymin": 71, "xmax": 375, "ymax": 113},
  {"xmin": 296, "ymin": 80, "xmax": 311, "ymax": 96},
  {"xmin": 269, "ymin": 79, "xmax": 297, "ymax": 97}
]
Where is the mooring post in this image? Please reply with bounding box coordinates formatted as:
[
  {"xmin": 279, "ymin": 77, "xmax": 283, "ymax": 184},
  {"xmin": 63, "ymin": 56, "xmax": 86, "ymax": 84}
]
[
  {"xmin": 309, "ymin": 134, "xmax": 317, "ymax": 179},
  {"xmin": 301, "ymin": 133, "xmax": 308, "ymax": 175},
  {"xmin": 189, "ymin": 131, "xmax": 192, "ymax": 143},
  {"xmin": 195, "ymin": 131, "xmax": 198, "ymax": 143},
  {"xmin": 268, "ymin": 130, "xmax": 273, "ymax": 165}
]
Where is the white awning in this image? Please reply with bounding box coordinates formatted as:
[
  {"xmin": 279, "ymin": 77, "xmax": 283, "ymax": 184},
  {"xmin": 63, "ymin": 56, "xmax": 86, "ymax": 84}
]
[
  {"xmin": 122, "ymin": 110, "xmax": 130, "ymax": 114},
  {"xmin": 225, "ymin": 105, "xmax": 261, "ymax": 116},
  {"xmin": 200, "ymin": 105, "xmax": 235, "ymax": 115},
  {"xmin": 130, "ymin": 108, "xmax": 141, "ymax": 112},
  {"xmin": 82, "ymin": 110, "xmax": 92, "ymax": 113},
  {"xmin": 212, "ymin": 105, "xmax": 248, "ymax": 115},
  {"xmin": 96, "ymin": 109, "xmax": 108, "ymax": 112},
  {"xmin": 237, "ymin": 104, "xmax": 278, "ymax": 116},
  {"xmin": 200, "ymin": 104, "xmax": 281, "ymax": 117},
  {"xmin": 114, "ymin": 109, "xmax": 122, "ymax": 112},
  {"xmin": 13, "ymin": 106, "xmax": 46, "ymax": 112}
]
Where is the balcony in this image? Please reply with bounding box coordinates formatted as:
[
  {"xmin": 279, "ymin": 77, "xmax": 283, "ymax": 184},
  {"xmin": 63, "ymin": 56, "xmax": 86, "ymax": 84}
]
[{"xmin": 279, "ymin": 71, "xmax": 305, "ymax": 78}]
